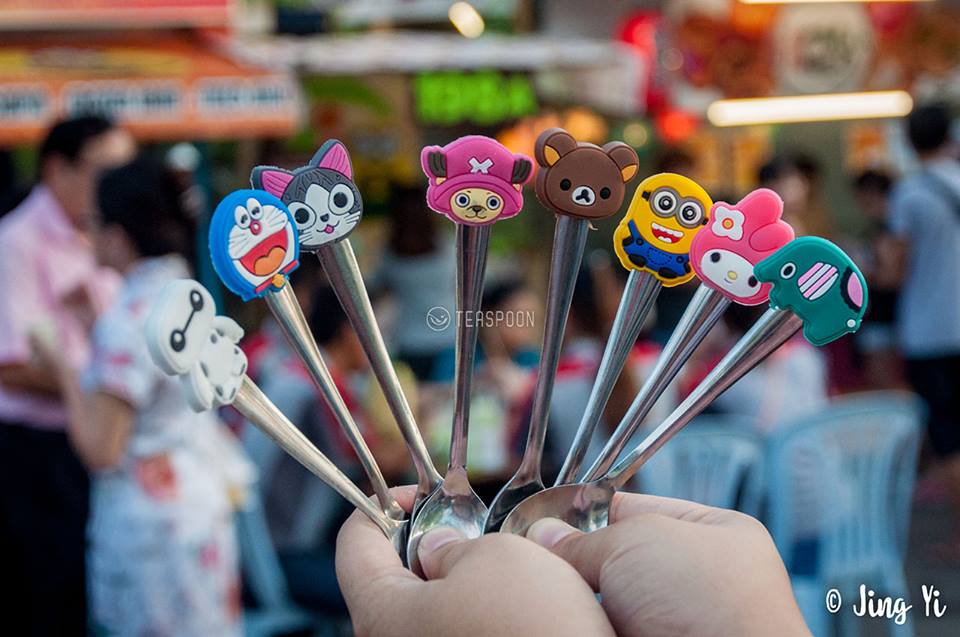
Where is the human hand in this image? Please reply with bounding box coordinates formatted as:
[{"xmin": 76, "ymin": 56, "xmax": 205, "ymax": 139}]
[
  {"xmin": 336, "ymin": 487, "xmax": 615, "ymax": 637},
  {"xmin": 527, "ymin": 494, "xmax": 812, "ymax": 637}
]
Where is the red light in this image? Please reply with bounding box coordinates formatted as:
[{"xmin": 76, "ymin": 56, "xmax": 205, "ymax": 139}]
[{"xmin": 656, "ymin": 110, "xmax": 698, "ymax": 144}]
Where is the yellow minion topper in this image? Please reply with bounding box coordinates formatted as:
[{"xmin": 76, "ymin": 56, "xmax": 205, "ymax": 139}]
[{"xmin": 613, "ymin": 173, "xmax": 713, "ymax": 287}]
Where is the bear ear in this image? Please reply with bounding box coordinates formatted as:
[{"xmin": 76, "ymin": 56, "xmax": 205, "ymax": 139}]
[
  {"xmin": 535, "ymin": 128, "xmax": 578, "ymax": 168},
  {"xmin": 511, "ymin": 157, "xmax": 533, "ymax": 185},
  {"xmin": 603, "ymin": 141, "xmax": 640, "ymax": 183},
  {"xmin": 251, "ymin": 167, "xmax": 294, "ymax": 197}
]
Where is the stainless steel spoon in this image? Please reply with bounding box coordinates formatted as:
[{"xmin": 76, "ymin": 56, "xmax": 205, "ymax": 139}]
[
  {"xmin": 234, "ymin": 375, "xmax": 407, "ymax": 552},
  {"xmin": 316, "ymin": 239, "xmax": 443, "ymax": 509},
  {"xmin": 580, "ymin": 283, "xmax": 730, "ymax": 482},
  {"xmin": 406, "ymin": 224, "xmax": 490, "ymax": 574},
  {"xmin": 263, "ymin": 284, "xmax": 405, "ymax": 522},
  {"xmin": 553, "ymin": 270, "xmax": 661, "ymax": 485},
  {"xmin": 499, "ymin": 307, "xmax": 803, "ymax": 535},
  {"xmin": 484, "ymin": 215, "xmax": 590, "ymax": 532}
]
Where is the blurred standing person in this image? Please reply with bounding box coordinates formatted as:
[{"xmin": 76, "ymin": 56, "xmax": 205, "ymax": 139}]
[
  {"xmin": 758, "ymin": 156, "xmax": 833, "ymax": 238},
  {"xmin": 890, "ymin": 103, "xmax": 960, "ymax": 551},
  {"xmin": 0, "ymin": 116, "xmax": 134, "ymax": 636},
  {"xmin": 35, "ymin": 158, "xmax": 252, "ymax": 636},
  {"xmin": 852, "ymin": 170, "xmax": 904, "ymax": 389},
  {"xmin": 372, "ymin": 186, "xmax": 455, "ymax": 381}
]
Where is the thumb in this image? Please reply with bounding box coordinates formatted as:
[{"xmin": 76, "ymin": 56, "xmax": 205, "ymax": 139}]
[
  {"xmin": 526, "ymin": 517, "xmax": 635, "ymax": 590},
  {"xmin": 417, "ymin": 526, "xmax": 469, "ymax": 580}
]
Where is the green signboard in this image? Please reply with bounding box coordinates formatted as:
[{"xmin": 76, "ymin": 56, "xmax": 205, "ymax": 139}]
[{"xmin": 414, "ymin": 70, "xmax": 538, "ymax": 126}]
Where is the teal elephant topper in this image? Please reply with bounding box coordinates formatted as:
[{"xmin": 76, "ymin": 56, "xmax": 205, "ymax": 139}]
[{"xmin": 754, "ymin": 237, "xmax": 868, "ymax": 346}]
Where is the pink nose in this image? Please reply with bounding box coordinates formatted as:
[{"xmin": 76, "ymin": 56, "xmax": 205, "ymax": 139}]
[{"xmin": 250, "ymin": 221, "xmax": 262, "ymax": 235}]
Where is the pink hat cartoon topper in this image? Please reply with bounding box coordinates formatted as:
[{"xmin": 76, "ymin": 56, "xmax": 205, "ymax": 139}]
[
  {"xmin": 690, "ymin": 188, "xmax": 795, "ymax": 306},
  {"xmin": 421, "ymin": 135, "xmax": 533, "ymax": 225}
]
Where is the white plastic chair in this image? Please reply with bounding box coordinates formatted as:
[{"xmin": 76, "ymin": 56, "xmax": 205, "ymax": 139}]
[
  {"xmin": 236, "ymin": 493, "xmax": 317, "ymax": 637},
  {"xmin": 765, "ymin": 392, "xmax": 924, "ymax": 637},
  {"xmin": 638, "ymin": 416, "xmax": 765, "ymax": 516}
]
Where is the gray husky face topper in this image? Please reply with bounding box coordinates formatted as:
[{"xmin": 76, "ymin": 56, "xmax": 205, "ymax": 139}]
[{"xmin": 251, "ymin": 140, "xmax": 362, "ymax": 251}]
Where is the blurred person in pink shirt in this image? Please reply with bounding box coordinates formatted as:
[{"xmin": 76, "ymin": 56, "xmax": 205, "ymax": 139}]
[{"xmin": 0, "ymin": 115, "xmax": 135, "ymax": 636}]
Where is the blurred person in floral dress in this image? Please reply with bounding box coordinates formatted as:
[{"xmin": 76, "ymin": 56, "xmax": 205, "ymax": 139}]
[{"xmin": 34, "ymin": 158, "xmax": 253, "ymax": 636}]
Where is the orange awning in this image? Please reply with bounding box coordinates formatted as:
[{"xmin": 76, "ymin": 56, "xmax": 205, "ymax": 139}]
[{"xmin": 0, "ymin": 32, "xmax": 302, "ymax": 146}]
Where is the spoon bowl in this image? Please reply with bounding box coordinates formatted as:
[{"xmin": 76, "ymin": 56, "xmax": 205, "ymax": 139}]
[
  {"xmin": 499, "ymin": 481, "xmax": 614, "ymax": 536},
  {"xmin": 406, "ymin": 468, "xmax": 486, "ymax": 574}
]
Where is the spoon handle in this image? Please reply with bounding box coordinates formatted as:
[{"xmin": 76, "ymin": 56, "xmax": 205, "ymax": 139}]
[
  {"xmin": 515, "ymin": 215, "xmax": 590, "ymax": 480},
  {"xmin": 553, "ymin": 270, "xmax": 660, "ymax": 485},
  {"xmin": 263, "ymin": 284, "xmax": 404, "ymax": 521},
  {"xmin": 604, "ymin": 307, "xmax": 802, "ymax": 490},
  {"xmin": 450, "ymin": 224, "xmax": 492, "ymax": 469},
  {"xmin": 583, "ymin": 285, "xmax": 730, "ymax": 482},
  {"xmin": 316, "ymin": 240, "xmax": 442, "ymax": 501},
  {"xmin": 234, "ymin": 375, "xmax": 396, "ymax": 536}
]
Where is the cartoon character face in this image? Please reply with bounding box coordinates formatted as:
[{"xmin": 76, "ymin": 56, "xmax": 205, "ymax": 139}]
[
  {"xmin": 145, "ymin": 279, "xmax": 248, "ymax": 412},
  {"xmin": 613, "ymin": 173, "xmax": 712, "ymax": 286},
  {"xmin": 754, "ymin": 237, "xmax": 868, "ymax": 346},
  {"xmin": 690, "ymin": 188, "xmax": 795, "ymax": 305},
  {"xmin": 421, "ymin": 135, "xmax": 533, "ymax": 225},
  {"xmin": 209, "ymin": 189, "xmax": 300, "ymax": 302},
  {"xmin": 534, "ymin": 128, "xmax": 639, "ymax": 220},
  {"xmin": 251, "ymin": 140, "xmax": 362, "ymax": 251}
]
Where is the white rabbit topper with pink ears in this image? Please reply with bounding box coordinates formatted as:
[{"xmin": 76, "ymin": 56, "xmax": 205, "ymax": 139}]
[
  {"xmin": 690, "ymin": 188, "xmax": 795, "ymax": 306},
  {"xmin": 145, "ymin": 279, "xmax": 248, "ymax": 412}
]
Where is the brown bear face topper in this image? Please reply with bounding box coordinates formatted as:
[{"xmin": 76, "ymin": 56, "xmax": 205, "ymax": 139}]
[{"xmin": 534, "ymin": 128, "xmax": 640, "ymax": 220}]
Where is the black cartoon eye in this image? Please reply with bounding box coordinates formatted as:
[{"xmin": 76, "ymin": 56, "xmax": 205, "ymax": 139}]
[
  {"xmin": 234, "ymin": 205, "xmax": 250, "ymax": 229},
  {"xmin": 599, "ymin": 187, "xmax": 611, "ymax": 199},
  {"xmin": 245, "ymin": 197, "xmax": 263, "ymax": 219},
  {"xmin": 560, "ymin": 179, "xmax": 572, "ymax": 191},
  {"xmin": 780, "ymin": 263, "xmax": 797, "ymax": 279},
  {"xmin": 329, "ymin": 183, "xmax": 355, "ymax": 214},
  {"xmin": 678, "ymin": 202, "xmax": 704, "ymax": 227},
  {"xmin": 710, "ymin": 251, "xmax": 721, "ymax": 263},
  {"xmin": 455, "ymin": 193, "xmax": 471, "ymax": 207},
  {"xmin": 486, "ymin": 196, "xmax": 502, "ymax": 210},
  {"xmin": 189, "ymin": 290, "xmax": 204, "ymax": 311},
  {"xmin": 652, "ymin": 189, "xmax": 677, "ymax": 215},
  {"xmin": 289, "ymin": 203, "xmax": 316, "ymax": 230},
  {"xmin": 748, "ymin": 275, "xmax": 758, "ymax": 288}
]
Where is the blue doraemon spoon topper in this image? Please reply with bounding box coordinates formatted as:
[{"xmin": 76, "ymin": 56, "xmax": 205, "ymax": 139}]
[
  {"xmin": 208, "ymin": 187, "xmax": 406, "ymax": 530},
  {"xmin": 209, "ymin": 190, "xmax": 300, "ymax": 302}
]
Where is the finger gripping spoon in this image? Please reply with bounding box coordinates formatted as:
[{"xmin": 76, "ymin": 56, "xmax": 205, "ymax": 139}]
[{"xmin": 500, "ymin": 237, "xmax": 867, "ymax": 535}]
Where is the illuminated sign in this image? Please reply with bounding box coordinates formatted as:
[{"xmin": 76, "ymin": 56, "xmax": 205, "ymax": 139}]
[{"xmin": 414, "ymin": 70, "xmax": 538, "ymax": 126}]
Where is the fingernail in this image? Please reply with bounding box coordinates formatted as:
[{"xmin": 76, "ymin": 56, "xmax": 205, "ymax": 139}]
[
  {"xmin": 527, "ymin": 517, "xmax": 577, "ymax": 549},
  {"xmin": 418, "ymin": 526, "xmax": 464, "ymax": 556}
]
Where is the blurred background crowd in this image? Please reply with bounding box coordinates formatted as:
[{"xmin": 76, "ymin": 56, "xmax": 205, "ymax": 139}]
[{"xmin": 0, "ymin": 1, "xmax": 958, "ymax": 636}]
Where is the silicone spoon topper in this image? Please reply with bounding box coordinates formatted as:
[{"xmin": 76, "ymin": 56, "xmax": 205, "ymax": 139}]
[
  {"xmin": 613, "ymin": 173, "xmax": 712, "ymax": 286},
  {"xmin": 690, "ymin": 188, "xmax": 795, "ymax": 305},
  {"xmin": 578, "ymin": 188, "xmax": 795, "ymax": 483},
  {"xmin": 253, "ymin": 141, "xmax": 443, "ymax": 510},
  {"xmin": 421, "ymin": 135, "xmax": 532, "ymax": 225},
  {"xmin": 209, "ymin": 188, "xmax": 405, "ymax": 527},
  {"xmin": 209, "ymin": 190, "xmax": 300, "ymax": 301},
  {"xmin": 534, "ymin": 128, "xmax": 640, "ymax": 220},
  {"xmin": 144, "ymin": 279, "xmax": 406, "ymax": 552},
  {"xmin": 407, "ymin": 135, "xmax": 533, "ymax": 571},
  {"xmin": 251, "ymin": 140, "xmax": 362, "ymax": 249},
  {"xmin": 754, "ymin": 236, "xmax": 868, "ymax": 346},
  {"xmin": 500, "ymin": 240, "xmax": 868, "ymax": 537},
  {"xmin": 485, "ymin": 128, "xmax": 639, "ymax": 531},
  {"xmin": 554, "ymin": 173, "xmax": 711, "ymax": 485}
]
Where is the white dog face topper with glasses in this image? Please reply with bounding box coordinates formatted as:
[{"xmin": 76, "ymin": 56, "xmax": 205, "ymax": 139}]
[{"xmin": 145, "ymin": 279, "xmax": 247, "ymax": 411}]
